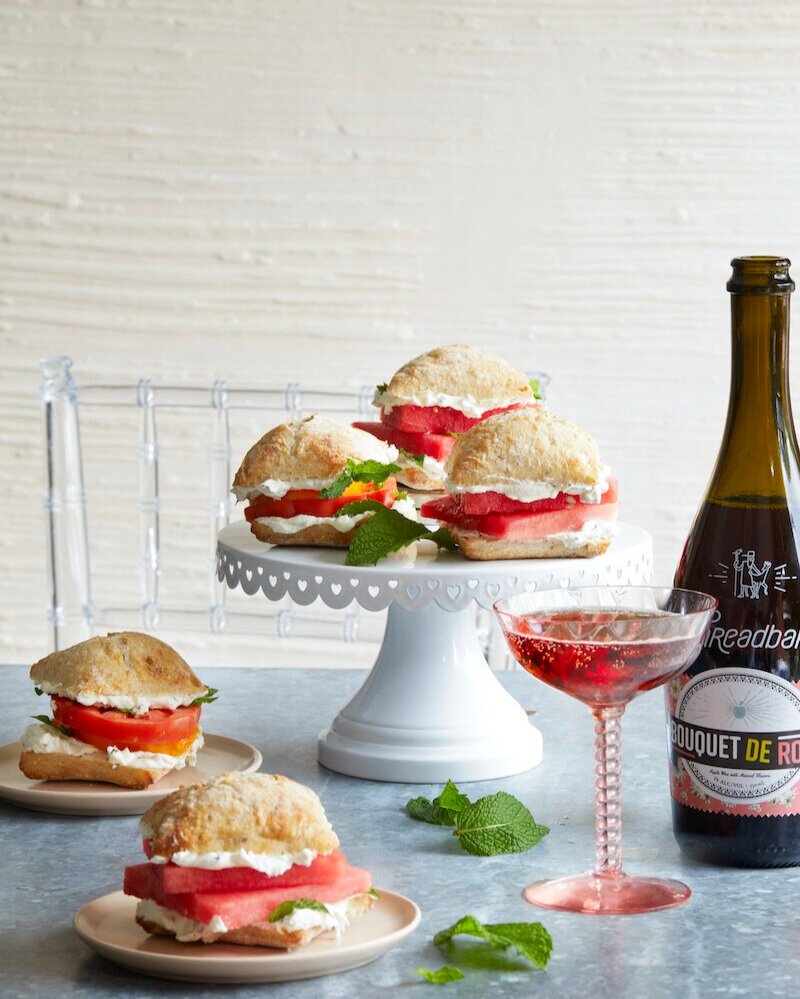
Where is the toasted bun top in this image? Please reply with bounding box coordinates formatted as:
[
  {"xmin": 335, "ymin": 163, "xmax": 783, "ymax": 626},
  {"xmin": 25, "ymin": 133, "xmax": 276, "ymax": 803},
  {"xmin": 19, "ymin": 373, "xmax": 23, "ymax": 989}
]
[
  {"xmin": 385, "ymin": 344, "xmax": 533, "ymax": 404},
  {"xmin": 29, "ymin": 632, "xmax": 206, "ymax": 702},
  {"xmin": 141, "ymin": 773, "xmax": 339, "ymax": 857},
  {"xmin": 233, "ymin": 414, "xmax": 394, "ymax": 489},
  {"xmin": 446, "ymin": 408, "xmax": 604, "ymax": 488}
]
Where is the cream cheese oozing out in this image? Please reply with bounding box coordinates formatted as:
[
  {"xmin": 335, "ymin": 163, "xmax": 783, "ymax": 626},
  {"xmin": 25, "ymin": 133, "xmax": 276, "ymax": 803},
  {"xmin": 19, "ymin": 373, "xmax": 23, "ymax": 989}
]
[
  {"xmin": 397, "ymin": 452, "xmax": 446, "ymax": 482},
  {"xmin": 149, "ymin": 846, "xmax": 318, "ymax": 876},
  {"xmin": 232, "ymin": 444, "xmax": 400, "ymax": 501},
  {"xmin": 31, "ymin": 682, "xmax": 203, "ymax": 716},
  {"xmin": 271, "ymin": 896, "xmax": 354, "ymax": 935},
  {"xmin": 253, "ymin": 512, "xmax": 371, "ymax": 534},
  {"xmin": 21, "ymin": 723, "xmax": 204, "ymax": 773},
  {"xmin": 107, "ymin": 730, "xmax": 204, "ymax": 771},
  {"xmin": 447, "ymin": 466, "xmax": 611, "ymax": 505},
  {"xmin": 21, "ymin": 722, "xmax": 97, "ymax": 757},
  {"xmin": 136, "ymin": 899, "xmax": 228, "ymax": 943},
  {"xmin": 374, "ymin": 388, "xmax": 534, "ymax": 418},
  {"xmin": 548, "ymin": 519, "xmax": 617, "ymax": 551}
]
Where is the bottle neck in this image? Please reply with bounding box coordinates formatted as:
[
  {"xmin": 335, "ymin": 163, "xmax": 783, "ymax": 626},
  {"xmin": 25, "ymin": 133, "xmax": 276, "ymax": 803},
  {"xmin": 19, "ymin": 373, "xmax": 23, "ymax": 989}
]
[{"xmin": 708, "ymin": 293, "xmax": 798, "ymax": 505}]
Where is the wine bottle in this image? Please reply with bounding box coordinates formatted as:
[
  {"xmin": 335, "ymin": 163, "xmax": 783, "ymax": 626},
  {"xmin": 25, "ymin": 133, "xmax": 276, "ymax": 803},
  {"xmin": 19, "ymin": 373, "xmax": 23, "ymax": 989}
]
[{"xmin": 669, "ymin": 256, "xmax": 800, "ymax": 867}]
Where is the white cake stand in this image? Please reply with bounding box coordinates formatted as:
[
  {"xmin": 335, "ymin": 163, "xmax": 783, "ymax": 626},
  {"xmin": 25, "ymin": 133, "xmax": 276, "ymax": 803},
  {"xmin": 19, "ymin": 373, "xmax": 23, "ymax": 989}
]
[{"xmin": 217, "ymin": 521, "xmax": 653, "ymax": 783}]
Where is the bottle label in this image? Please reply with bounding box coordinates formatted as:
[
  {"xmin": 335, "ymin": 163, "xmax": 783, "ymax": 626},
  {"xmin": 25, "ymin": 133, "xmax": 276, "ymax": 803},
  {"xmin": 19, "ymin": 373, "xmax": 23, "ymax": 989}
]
[{"xmin": 668, "ymin": 668, "xmax": 800, "ymax": 814}]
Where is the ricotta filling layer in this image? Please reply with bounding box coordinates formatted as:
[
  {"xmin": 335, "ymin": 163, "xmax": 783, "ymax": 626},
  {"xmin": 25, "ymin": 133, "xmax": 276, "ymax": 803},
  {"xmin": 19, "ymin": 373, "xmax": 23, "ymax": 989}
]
[
  {"xmin": 20, "ymin": 723, "xmax": 204, "ymax": 772},
  {"xmin": 148, "ymin": 847, "xmax": 318, "ymax": 876},
  {"xmin": 232, "ymin": 444, "xmax": 400, "ymax": 501},
  {"xmin": 396, "ymin": 452, "xmax": 446, "ymax": 482},
  {"xmin": 136, "ymin": 895, "xmax": 357, "ymax": 943},
  {"xmin": 30, "ymin": 683, "xmax": 204, "ymax": 716},
  {"xmin": 253, "ymin": 512, "xmax": 371, "ymax": 534},
  {"xmin": 446, "ymin": 466, "xmax": 611, "ymax": 505},
  {"xmin": 374, "ymin": 388, "xmax": 534, "ymax": 418}
]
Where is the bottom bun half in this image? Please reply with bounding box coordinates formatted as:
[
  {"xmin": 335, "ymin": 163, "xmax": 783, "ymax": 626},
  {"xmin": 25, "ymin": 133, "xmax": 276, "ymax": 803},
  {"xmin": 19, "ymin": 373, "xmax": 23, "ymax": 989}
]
[
  {"xmin": 449, "ymin": 527, "xmax": 613, "ymax": 561},
  {"xmin": 137, "ymin": 892, "xmax": 377, "ymax": 950},
  {"xmin": 19, "ymin": 750, "xmax": 166, "ymax": 789}
]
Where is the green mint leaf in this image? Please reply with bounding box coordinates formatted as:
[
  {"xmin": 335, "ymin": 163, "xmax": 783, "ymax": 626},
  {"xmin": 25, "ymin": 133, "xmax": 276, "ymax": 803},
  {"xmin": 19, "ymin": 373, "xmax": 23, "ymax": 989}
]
[
  {"xmin": 529, "ymin": 378, "xmax": 543, "ymax": 400},
  {"xmin": 320, "ymin": 459, "xmax": 401, "ymax": 499},
  {"xmin": 406, "ymin": 780, "xmax": 471, "ymax": 826},
  {"xmin": 454, "ymin": 792, "xmax": 549, "ymax": 856},
  {"xmin": 268, "ymin": 899, "xmax": 330, "ymax": 923},
  {"xmin": 399, "ymin": 448, "xmax": 426, "ymax": 468},
  {"xmin": 434, "ymin": 914, "xmax": 552, "ymax": 971},
  {"xmin": 31, "ymin": 715, "xmax": 72, "ymax": 737},
  {"xmin": 190, "ymin": 686, "xmax": 219, "ymax": 707},
  {"xmin": 368, "ymin": 886, "xmax": 381, "ymax": 899},
  {"xmin": 395, "ymin": 489, "xmax": 409, "ymax": 501},
  {"xmin": 427, "ymin": 527, "xmax": 458, "ymax": 552},
  {"xmin": 34, "ymin": 686, "xmax": 44, "ymax": 697},
  {"xmin": 376, "ymin": 382, "xmax": 388, "ymax": 395},
  {"xmin": 343, "ymin": 506, "xmax": 430, "ymax": 566},
  {"xmin": 448, "ymin": 431, "xmax": 462, "ymax": 439},
  {"xmin": 334, "ymin": 498, "xmax": 387, "ymax": 518},
  {"xmin": 416, "ymin": 966, "xmax": 465, "ymax": 984}
]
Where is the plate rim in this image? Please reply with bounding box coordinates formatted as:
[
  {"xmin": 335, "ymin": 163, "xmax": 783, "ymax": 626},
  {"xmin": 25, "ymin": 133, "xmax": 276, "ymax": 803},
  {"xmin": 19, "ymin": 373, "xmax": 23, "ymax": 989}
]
[
  {"xmin": 0, "ymin": 734, "xmax": 263, "ymax": 815},
  {"xmin": 73, "ymin": 888, "xmax": 421, "ymax": 978}
]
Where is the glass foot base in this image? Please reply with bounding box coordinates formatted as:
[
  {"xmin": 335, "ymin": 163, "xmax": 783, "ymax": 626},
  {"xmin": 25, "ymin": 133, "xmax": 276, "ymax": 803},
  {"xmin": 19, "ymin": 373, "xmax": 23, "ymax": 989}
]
[{"xmin": 523, "ymin": 871, "xmax": 691, "ymax": 915}]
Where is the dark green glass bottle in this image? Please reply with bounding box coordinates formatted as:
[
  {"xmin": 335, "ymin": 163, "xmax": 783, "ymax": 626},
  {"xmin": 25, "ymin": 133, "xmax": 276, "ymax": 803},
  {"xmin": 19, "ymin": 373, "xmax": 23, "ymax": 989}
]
[{"xmin": 669, "ymin": 256, "xmax": 800, "ymax": 866}]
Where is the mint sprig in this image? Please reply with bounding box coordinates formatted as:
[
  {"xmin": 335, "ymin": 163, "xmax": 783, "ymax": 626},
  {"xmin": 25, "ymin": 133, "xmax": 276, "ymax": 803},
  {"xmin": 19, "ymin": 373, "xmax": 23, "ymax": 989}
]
[
  {"xmin": 336, "ymin": 501, "xmax": 456, "ymax": 566},
  {"xmin": 399, "ymin": 448, "xmax": 425, "ymax": 468},
  {"xmin": 416, "ymin": 966, "xmax": 465, "ymax": 984},
  {"xmin": 376, "ymin": 382, "xmax": 388, "ymax": 395},
  {"xmin": 454, "ymin": 792, "xmax": 550, "ymax": 856},
  {"xmin": 434, "ymin": 915, "xmax": 552, "ymax": 971},
  {"xmin": 529, "ymin": 378, "xmax": 543, "ymax": 400},
  {"xmin": 190, "ymin": 686, "xmax": 219, "ymax": 707},
  {"xmin": 268, "ymin": 899, "xmax": 330, "ymax": 923},
  {"xmin": 407, "ymin": 779, "xmax": 470, "ymax": 826},
  {"xmin": 367, "ymin": 886, "xmax": 381, "ymax": 899},
  {"xmin": 406, "ymin": 781, "xmax": 548, "ymax": 856},
  {"xmin": 31, "ymin": 715, "xmax": 72, "ymax": 737},
  {"xmin": 320, "ymin": 459, "xmax": 401, "ymax": 499}
]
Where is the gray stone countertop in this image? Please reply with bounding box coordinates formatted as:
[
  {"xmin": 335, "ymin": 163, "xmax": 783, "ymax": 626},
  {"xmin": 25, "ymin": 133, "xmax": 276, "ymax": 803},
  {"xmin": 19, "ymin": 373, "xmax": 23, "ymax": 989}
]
[{"xmin": 2, "ymin": 666, "xmax": 799, "ymax": 999}]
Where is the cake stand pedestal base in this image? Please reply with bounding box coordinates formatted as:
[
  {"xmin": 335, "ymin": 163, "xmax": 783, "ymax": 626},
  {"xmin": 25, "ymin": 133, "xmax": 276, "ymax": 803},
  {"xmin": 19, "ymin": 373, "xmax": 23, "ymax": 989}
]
[{"xmin": 318, "ymin": 601, "xmax": 542, "ymax": 783}]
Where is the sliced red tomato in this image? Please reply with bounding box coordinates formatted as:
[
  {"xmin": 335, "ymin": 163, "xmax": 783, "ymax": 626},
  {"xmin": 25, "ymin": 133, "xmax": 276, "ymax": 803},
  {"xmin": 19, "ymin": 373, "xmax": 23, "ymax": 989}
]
[
  {"xmin": 383, "ymin": 402, "xmax": 534, "ymax": 435},
  {"xmin": 51, "ymin": 697, "xmax": 201, "ymax": 753},
  {"xmin": 124, "ymin": 862, "xmax": 373, "ymax": 931},
  {"xmin": 128, "ymin": 850, "xmax": 348, "ymax": 894},
  {"xmin": 421, "ymin": 480, "xmax": 618, "ymax": 540},
  {"xmin": 245, "ymin": 480, "xmax": 396, "ymax": 522},
  {"xmin": 352, "ymin": 421, "xmax": 455, "ymax": 461}
]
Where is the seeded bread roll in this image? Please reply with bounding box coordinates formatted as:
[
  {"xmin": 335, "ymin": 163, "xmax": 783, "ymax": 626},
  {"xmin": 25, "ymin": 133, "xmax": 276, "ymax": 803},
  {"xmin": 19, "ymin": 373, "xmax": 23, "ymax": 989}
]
[
  {"xmin": 233, "ymin": 414, "xmax": 394, "ymax": 497},
  {"xmin": 248, "ymin": 521, "xmax": 358, "ymax": 548},
  {"xmin": 448, "ymin": 526, "xmax": 612, "ymax": 561},
  {"xmin": 29, "ymin": 632, "xmax": 207, "ymax": 705},
  {"xmin": 384, "ymin": 344, "xmax": 533, "ymax": 406},
  {"xmin": 446, "ymin": 408, "xmax": 603, "ymax": 490},
  {"xmin": 19, "ymin": 750, "xmax": 167, "ymax": 788},
  {"xmin": 136, "ymin": 892, "xmax": 377, "ymax": 950},
  {"xmin": 141, "ymin": 772, "xmax": 340, "ymax": 858}
]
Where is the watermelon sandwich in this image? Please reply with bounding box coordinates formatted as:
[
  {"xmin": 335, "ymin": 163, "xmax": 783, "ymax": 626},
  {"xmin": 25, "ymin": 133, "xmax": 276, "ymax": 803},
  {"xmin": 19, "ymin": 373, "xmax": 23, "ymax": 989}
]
[
  {"xmin": 420, "ymin": 408, "xmax": 618, "ymax": 560},
  {"xmin": 353, "ymin": 343, "xmax": 541, "ymax": 491},
  {"xmin": 124, "ymin": 772, "xmax": 378, "ymax": 948}
]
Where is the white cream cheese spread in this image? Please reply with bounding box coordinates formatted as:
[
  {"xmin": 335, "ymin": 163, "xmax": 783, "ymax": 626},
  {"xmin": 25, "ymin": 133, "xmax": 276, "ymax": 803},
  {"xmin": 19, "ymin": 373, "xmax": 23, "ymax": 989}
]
[
  {"xmin": 253, "ymin": 512, "xmax": 371, "ymax": 534},
  {"xmin": 548, "ymin": 519, "xmax": 617, "ymax": 550},
  {"xmin": 374, "ymin": 388, "xmax": 533, "ymax": 418},
  {"xmin": 397, "ymin": 452, "xmax": 447, "ymax": 481},
  {"xmin": 447, "ymin": 466, "xmax": 611, "ymax": 505},
  {"xmin": 148, "ymin": 846, "xmax": 318, "ymax": 876},
  {"xmin": 21, "ymin": 723, "xmax": 203, "ymax": 773},
  {"xmin": 106, "ymin": 730, "xmax": 204, "ymax": 771},
  {"xmin": 136, "ymin": 899, "xmax": 228, "ymax": 943},
  {"xmin": 21, "ymin": 722, "xmax": 97, "ymax": 757},
  {"xmin": 272, "ymin": 896, "xmax": 353, "ymax": 935},
  {"xmin": 31, "ymin": 683, "xmax": 203, "ymax": 716}
]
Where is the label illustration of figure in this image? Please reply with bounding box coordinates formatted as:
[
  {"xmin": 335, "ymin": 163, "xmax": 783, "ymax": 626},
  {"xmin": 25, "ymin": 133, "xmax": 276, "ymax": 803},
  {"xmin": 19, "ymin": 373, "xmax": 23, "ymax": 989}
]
[{"xmin": 733, "ymin": 548, "xmax": 771, "ymax": 599}]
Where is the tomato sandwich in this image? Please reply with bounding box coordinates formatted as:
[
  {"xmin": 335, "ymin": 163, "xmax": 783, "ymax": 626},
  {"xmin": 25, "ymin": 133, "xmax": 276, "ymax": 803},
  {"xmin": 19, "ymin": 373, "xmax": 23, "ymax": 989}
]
[
  {"xmin": 124, "ymin": 772, "xmax": 377, "ymax": 948},
  {"xmin": 19, "ymin": 632, "xmax": 213, "ymax": 789},
  {"xmin": 354, "ymin": 343, "xmax": 540, "ymax": 490},
  {"xmin": 233, "ymin": 413, "xmax": 402, "ymax": 547},
  {"xmin": 421, "ymin": 408, "xmax": 618, "ymax": 560}
]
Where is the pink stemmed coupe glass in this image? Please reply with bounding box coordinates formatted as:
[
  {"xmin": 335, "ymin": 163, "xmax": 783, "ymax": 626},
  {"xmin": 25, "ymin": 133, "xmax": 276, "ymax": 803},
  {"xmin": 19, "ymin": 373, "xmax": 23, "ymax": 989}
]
[{"xmin": 494, "ymin": 586, "xmax": 717, "ymax": 915}]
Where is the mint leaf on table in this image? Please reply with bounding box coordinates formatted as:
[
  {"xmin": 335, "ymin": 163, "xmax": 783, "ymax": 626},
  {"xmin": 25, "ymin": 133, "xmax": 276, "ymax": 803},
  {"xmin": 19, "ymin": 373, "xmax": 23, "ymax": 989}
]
[
  {"xmin": 416, "ymin": 966, "xmax": 465, "ymax": 984},
  {"xmin": 268, "ymin": 899, "xmax": 330, "ymax": 922},
  {"xmin": 31, "ymin": 715, "xmax": 71, "ymax": 737},
  {"xmin": 407, "ymin": 780, "xmax": 471, "ymax": 826},
  {"xmin": 399, "ymin": 448, "xmax": 426, "ymax": 467},
  {"xmin": 320, "ymin": 459, "xmax": 401, "ymax": 498},
  {"xmin": 454, "ymin": 792, "xmax": 549, "ymax": 856},
  {"xmin": 529, "ymin": 377, "xmax": 543, "ymax": 400},
  {"xmin": 190, "ymin": 686, "xmax": 219, "ymax": 706},
  {"xmin": 434, "ymin": 915, "xmax": 553, "ymax": 971}
]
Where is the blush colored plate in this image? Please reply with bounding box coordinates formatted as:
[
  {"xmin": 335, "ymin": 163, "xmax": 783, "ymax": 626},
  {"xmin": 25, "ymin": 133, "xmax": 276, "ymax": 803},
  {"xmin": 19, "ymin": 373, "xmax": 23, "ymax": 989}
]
[
  {"xmin": 74, "ymin": 890, "xmax": 421, "ymax": 983},
  {"xmin": 0, "ymin": 734, "xmax": 262, "ymax": 815}
]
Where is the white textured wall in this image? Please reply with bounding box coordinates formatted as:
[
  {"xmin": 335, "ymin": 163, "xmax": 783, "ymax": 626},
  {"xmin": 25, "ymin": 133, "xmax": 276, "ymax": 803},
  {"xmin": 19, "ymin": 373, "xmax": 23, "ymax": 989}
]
[{"xmin": 2, "ymin": 0, "xmax": 800, "ymax": 666}]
